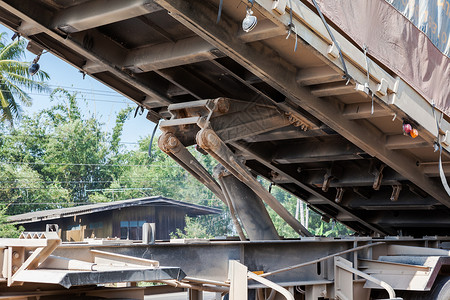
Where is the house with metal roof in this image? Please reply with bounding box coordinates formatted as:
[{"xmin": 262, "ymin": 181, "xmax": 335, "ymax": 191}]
[{"xmin": 8, "ymin": 196, "xmax": 221, "ymax": 242}]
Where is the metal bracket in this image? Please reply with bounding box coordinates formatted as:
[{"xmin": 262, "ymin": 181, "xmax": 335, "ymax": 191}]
[
  {"xmin": 158, "ymin": 132, "xmax": 225, "ymax": 202},
  {"xmin": 323, "ymin": 172, "xmax": 333, "ymax": 192},
  {"xmin": 323, "ymin": 166, "xmax": 341, "ymax": 192},
  {"xmin": 371, "ymin": 163, "xmax": 386, "ymax": 190},
  {"xmin": 335, "ymin": 187, "xmax": 345, "ymax": 203},
  {"xmin": 390, "ymin": 185, "xmax": 402, "ymax": 202},
  {"xmin": 214, "ymin": 165, "xmax": 247, "ymax": 241},
  {"xmin": 285, "ymin": 112, "xmax": 309, "ymax": 130}
]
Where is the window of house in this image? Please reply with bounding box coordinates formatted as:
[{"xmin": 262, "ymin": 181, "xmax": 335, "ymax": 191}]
[
  {"xmin": 120, "ymin": 220, "xmax": 145, "ymax": 240},
  {"xmin": 120, "ymin": 221, "xmax": 129, "ymax": 239},
  {"xmin": 89, "ymin": 222, "xmax": 103, "ymax": 229}
]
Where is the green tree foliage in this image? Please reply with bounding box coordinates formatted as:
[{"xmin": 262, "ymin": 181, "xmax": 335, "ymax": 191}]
[
  {"xmin": 308, "ymin": 210, "xmax": 353, "ymax": 237},
  {"xmin": 0, "ymin": 88, "xmax": 131, "ymax": 214},
  {"xmin": 0, "ymin": 163, "xmax": 68, "ymax": 214},
  {"xmin": 0, "ymin": 208, "xmax": 24, "ymax": 238},
  {"xmin": 0, "ymin": 33, "xmax": 49, "ymax": 124},
  {"xmin": 171, "ymin": 217, "xmax": 214, "ymax": 239}
]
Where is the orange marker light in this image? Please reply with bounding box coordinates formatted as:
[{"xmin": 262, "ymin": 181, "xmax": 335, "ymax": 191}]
[{"xmin": 410, "ymin": 128, "xmax": 419, "ymax": 138}]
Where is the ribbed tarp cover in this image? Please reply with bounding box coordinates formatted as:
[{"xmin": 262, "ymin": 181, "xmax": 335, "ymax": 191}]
[{"xmin": 311, "ymin": 0, "xmax": 450, "ymax": 116}]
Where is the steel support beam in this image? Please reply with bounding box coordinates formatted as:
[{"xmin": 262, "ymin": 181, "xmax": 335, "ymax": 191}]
[
  {"xmin": 215, "ymin": 166, "xmax": 280, "ymax": 240},
  {"xmin": 385, "ymin": 134, "xmax": 429, "ymax": 150},
  {"xmin": 361, "ymin": 210, "xmax": 450, "ymax": 227},
  {"xmin": 296, "ymin": 66, "xmax": 342, "ymax": 86},
  {"xmin": 349, "ymin": 194, "xmax": 440, "ymax": 211},
  {"xmin": 310, "ymin": 83, "xmax": 358, "ymax": 97},
  {"xmin": 237, "ymin": 19, "xmax": 285, "ymax": 43},
  {"xmin": 156, "ymin": 67, "xmax": 223, "ymax": 100},
  {"xmin": 343, "ymin": 102, "xmax": 392, "ymax": 120},
  {"xmin": 304, "ymin": 163, "xmax": 405, "ymax": 188},
  {"xmin": 421, "ymin": 162, "xmax": 450, "ymax": 177},
  {"xmin": 273, "ymin": 137, "xmax": 364, "ymax": 164},
  {"xmin": 245, "ymin": 127, "xmax": 332, "ymax": 143},
  {"xmin": 153, "ymin": 0, "xmax": 450, "ymax": 208},
  {"xmin": 52, "ymin": 0, "xmax": 161, "ymax": 33},
  {"xmin": 197, "ymin": 128, "xmax": 311, "ymax": 237},
  {"xmin": 123, "ymin": 37, "xmax": 223, "ymax": 72}
]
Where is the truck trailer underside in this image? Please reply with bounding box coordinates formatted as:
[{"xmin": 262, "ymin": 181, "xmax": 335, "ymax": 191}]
[{"xmin": 1, "ymin": 0, "xmax": 450, "ymax": 299}]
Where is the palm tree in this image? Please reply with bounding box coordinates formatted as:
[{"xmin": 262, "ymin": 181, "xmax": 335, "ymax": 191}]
[{"xmin": 0, "ymin": 33, "xmax": 50, "ymax": 125}]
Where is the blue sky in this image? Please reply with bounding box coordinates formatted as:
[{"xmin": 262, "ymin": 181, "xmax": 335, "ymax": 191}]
[{"xmin": 1, "ymin": 25, "xmax": 154, "ymax": 148}]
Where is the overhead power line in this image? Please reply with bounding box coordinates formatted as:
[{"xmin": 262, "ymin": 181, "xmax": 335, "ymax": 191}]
[
  {"xmin": 0, "ymin": 177, "xmax": 196, "ymax": 184},
  {"xmin": 0, "ymin": 88, "xmax": 126, "ymax": 99},
  {"xmin": 1, "ymin": 197, "xmax": 221, "ymax": 205},
  {"xmin": 0, "ymin": 133, "xmax": 141, "ymax": 145},
  {"xmin": 45, "ymin": 84, "xmax": 122, "ymax": 95},
  {"xmin": 84, "ymin": 187, "xmax": 153, "ymax": 193},
  {"xmin": 0, "ymin": 161, "xmax": 182, "ymax": 168}
]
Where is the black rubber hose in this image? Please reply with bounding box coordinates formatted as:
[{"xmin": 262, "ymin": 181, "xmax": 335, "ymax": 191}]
[{"xmin": 148, "ymin": 121, "xmax": 159, "ymax": 159}]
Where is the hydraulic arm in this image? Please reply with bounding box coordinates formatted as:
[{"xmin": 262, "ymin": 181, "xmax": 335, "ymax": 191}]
[{"xmin": 158, "ymin": 97, "xmax": 312, "ymax": 238}]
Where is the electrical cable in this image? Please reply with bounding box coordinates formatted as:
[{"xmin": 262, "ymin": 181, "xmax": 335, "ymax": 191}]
[
  {"xmin": 0, "ymin": 133, "xmax": 138, "ymax": 144},
  {"xmin": 431, "ymin": 102, "xmax": 450, "ymax": 197},
  {"xmin": 0, "ymin": 177, "xmax": 198, "ymax": 184},
  {"xmin": 286, "ymin": 0, "xmax": 298, "ymax": 52},
  {"xmin": 0, "ymin": 84, "xmax": 125, "ymax": 97},
  {"xmin": 45, "ymin": 84, "xmax": 120, "ymax": 94},
  {"xmin": 0, "ymin": 89, "xmax": 127, "ymax": 100},
  {"xmin": 4, "ymin": 201, "xmax": 223, "ymax": 206},
  {"xmin": 217, "ymin": 0, "xmax": 224, "ymax": 23},
  {"xmin": 1, "ymin": 197, "xmax": 222, "ymax": 205},
  {"xmin": 310, "ymin": 0, "xmax": 351, "ymax": 81},
  {"xmin": 148, "ymin": 120, "xmax": 160, "ymax": 159},
  {"xmin": 363, "ymin": 45, "xmax": 374, "ymax": 114},
  {"xmin": 0, "ymin": 161, "xmax": 182, "ymax": 168}
]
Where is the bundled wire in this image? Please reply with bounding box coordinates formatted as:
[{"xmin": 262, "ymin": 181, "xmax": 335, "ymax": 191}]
[
  {"xmin": 432, "ymin": 102, "xmax": 450, "ymax": 197},
  {"xmin": 148, "ymin": 120, "xmax": 160, "ymax": 159},
  {"xmin": 310, "ymin": 0, "xmax": 351, "ymax": 81},
  {"xmin": 286, "ymin": 0, "xmax": 298, "ymax": 52}
]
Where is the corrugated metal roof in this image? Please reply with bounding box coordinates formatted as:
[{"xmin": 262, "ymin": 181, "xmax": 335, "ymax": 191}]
[{"xmin": 7, "ymin": 196, "xmax": 221, "ymax": 224}]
